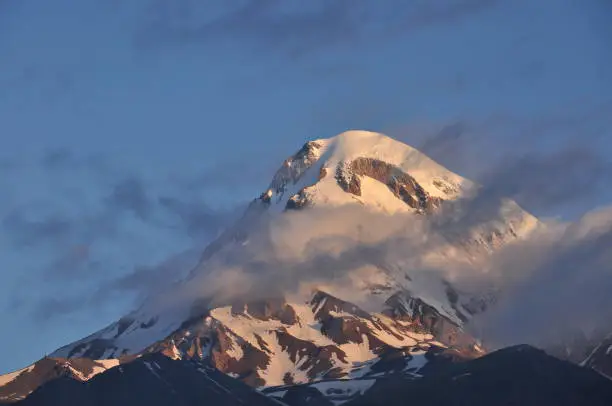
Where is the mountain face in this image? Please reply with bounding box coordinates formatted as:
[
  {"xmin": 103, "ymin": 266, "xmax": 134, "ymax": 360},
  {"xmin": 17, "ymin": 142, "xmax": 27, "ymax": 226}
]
[
  {"xmin": 0, "ymin": 358, "xmax": 132, "ymax": 403},
  {"xmin": 13, "ymin": 354, "xmax": 278, "ymax": 406},
  {"xmin": 11, "ymin": 347, "xmax": 612, "ymax": 406},
  {"xmin": 0, "ymin": 290, "xmax": 481, "ymax": 403},
  {"xmin": 2, "ymin": 130, "xmax": 607, "ymax": 404},
  {"xmin": 346, "ymin": 345, "xmax": 612, "ymax": 406},
  {"xmin": 583, "ymin": 335, "xmax": 612, "ymax": 380}
]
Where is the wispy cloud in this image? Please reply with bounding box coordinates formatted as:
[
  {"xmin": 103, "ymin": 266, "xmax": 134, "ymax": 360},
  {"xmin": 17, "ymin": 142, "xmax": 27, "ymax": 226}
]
[
  {"xmin": 158, "ymin": 196, "xmax": 242, "ymax": 240},
  {"xmin": 31, "ymin": 296, "xmax": 85, "ymax": 321},
  {"xmin": 100, "ymin": 247, "xmax": 202, "ymax": 299},
  {"xmin": 106, "ymin": 177, "xmax": 152, "ymax": 221},
  {"xmin": 476, "ymin": 146, "xmax": 612, "ymax": 215},
  {"xmin": 125, "ymin": 191, "xmax": 612, "ymax": 354},
  {"xmin": 1, "ymin": 149, "xmax": 251, "ymax": 321},
  {"xmin": 391, "ymin": 103, "xmax": 612, "ymax": 218},
  {"xmin": 135, "ymin": 0, "xmax": 499, "ymax": 60},
  {"xmin": 473, "ymin": 207, "xmax": 612, "ymax": 348}
]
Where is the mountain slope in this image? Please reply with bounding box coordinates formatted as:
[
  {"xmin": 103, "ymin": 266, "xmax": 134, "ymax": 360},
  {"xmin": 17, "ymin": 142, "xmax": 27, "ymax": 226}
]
[
  {"xmin": 14, "ymin": 354, "xmax": 278, "ymax": 406},
  {"xmin": 141, "ymin": 290, "xmax": 482, "ymax": 386},
  {"xmin": 582, "ymin": 334, "xmax": 612, "ymax": 380},
  {"xmin": 347, "ymin": 345, "xmax": 612, "ymax": 406},
  {"xmin": 14, "ymin": 345, "xmax": 612, "ymax": 406},
  {"xmin": 0, "ymin": 290, "xmax": 481, "ymax": 401},
  {"xmin": 0, "ymin": 357, "xmax": 130, "ymax": 403}
]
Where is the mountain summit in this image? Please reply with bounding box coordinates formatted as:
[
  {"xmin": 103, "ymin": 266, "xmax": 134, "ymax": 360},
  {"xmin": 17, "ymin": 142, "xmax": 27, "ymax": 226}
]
[{"xmin": 261, "ymin": 130, "xmax": 472, "ymax": 213}]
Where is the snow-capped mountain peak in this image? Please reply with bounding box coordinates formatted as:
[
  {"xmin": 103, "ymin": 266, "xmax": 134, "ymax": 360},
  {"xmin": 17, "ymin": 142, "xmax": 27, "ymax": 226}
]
[
  {"xmin": 3, "ymin": 130, "xmax": 546, "ymax": 402},
  {"xmin": 262, "ymin": 130, "xmax": 473, "ymax": 214}
]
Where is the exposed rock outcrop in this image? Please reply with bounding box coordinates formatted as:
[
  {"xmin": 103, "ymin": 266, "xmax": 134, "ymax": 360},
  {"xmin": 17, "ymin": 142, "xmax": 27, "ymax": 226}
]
[
  {"xmin": 286, "ymin": 188, "xmax": 312, "ymax": 210},
  {"xmin": 269, "ymin": 141, "xmax": 324, "ymax": 199},
  {"xmin": 335, "ymin": 158, "xmax": 443, "ymax": 213}
]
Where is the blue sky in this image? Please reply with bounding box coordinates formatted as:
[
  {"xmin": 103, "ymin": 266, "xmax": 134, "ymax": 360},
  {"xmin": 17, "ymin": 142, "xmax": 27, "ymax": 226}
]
[{"xmin": 0, "ymin": 0, "xmax": 611, "ymax": 373}]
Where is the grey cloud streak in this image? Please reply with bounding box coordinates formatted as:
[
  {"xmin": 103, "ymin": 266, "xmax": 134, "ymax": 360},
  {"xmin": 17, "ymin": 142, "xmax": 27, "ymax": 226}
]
[
  {"xmin": 1, "ymin": 149, "xmax": 252, "ymax": 321},
  {"xmin": 135, "ymin": 0, "xmax": 499, "ymax": 59},
  {"xmin": 2, "ymin": 210, "xmax": 74, "ymax": 248},
  {"xmin": 215, "ymin": 206, "xmax": 612, "ymax": 351},
  {"xmin": 471, "ymin": 208, "xmax": 612, "ymax": 349},
  {"xmin": 476, "ymin": 146, "xmax": 611, "ymax": 215},
  {"xmin": 397, "ymin": 104, "xmax": 612, "ymax": 219},
  {"xmin": 106, "ymin": 177, "xmax": 152, "ymax": 221}
]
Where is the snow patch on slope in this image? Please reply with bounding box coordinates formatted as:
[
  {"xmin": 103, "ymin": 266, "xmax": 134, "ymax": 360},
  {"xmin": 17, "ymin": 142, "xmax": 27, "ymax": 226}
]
[{"xmin": 310, "ymin": 379, "xmax": 376, "ymax": 405}]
